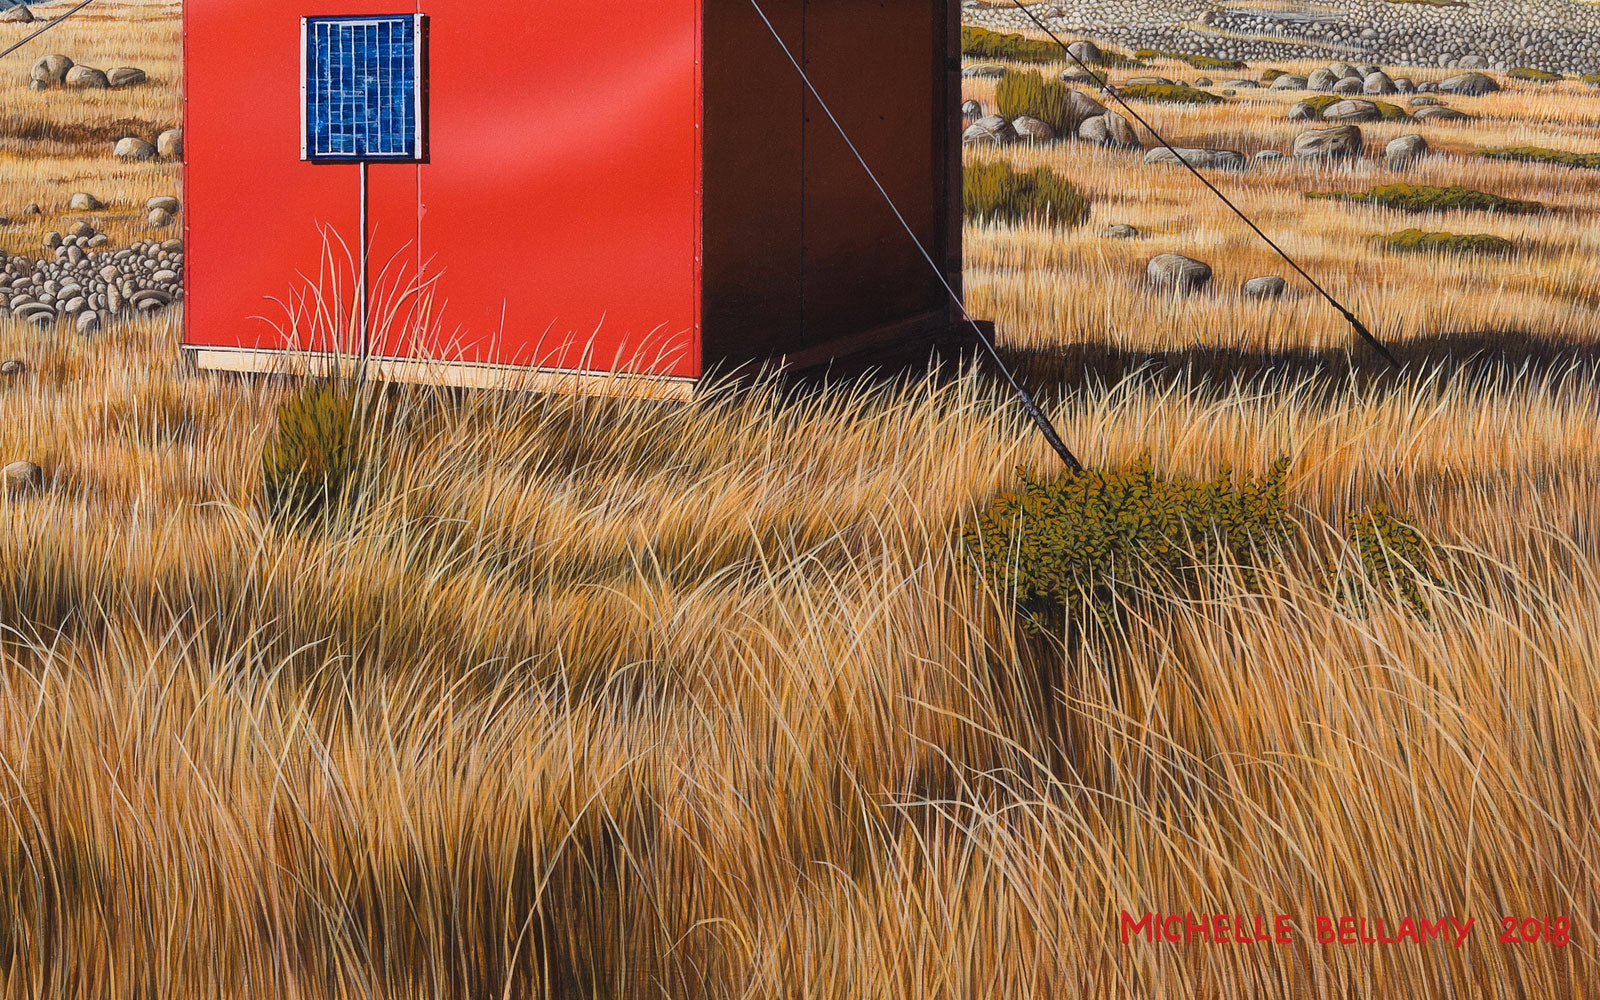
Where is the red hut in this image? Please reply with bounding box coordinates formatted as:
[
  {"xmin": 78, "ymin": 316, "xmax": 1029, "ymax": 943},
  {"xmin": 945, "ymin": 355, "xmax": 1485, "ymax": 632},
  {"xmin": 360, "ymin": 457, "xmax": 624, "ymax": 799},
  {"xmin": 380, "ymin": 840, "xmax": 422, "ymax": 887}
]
[{"xmin": 181, "ymin": 0, "xmax": 969, "ymax": 399}]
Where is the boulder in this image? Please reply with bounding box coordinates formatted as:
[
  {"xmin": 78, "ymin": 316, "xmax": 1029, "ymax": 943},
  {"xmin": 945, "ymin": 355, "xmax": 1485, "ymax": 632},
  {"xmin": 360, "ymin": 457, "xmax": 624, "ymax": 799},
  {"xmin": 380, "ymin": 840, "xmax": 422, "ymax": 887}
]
[
  {"xmin": 1011, "ymin": 115, "xmax": 1056, "ymax": 143},
  {"xmin": 1385, "ymin": 133, "xmax": 1429, "ymax": 168},
  {"xmin": 148, "ymin": 207, "xmax": 173, "ymax": 227},
  {"xmin": 29, "ymin": 53, "xmax": 72, "ymax": 87},
  {"xmin": 1323, "ymin": 99, "xmax": 1382, "ymax": 123},
  {"xmin": 1394, "ymin": 78, "xmax": 1416, "ymax": 94},
  {"xmin": 1438, "ymin": 72, "xmax": 1501, "ymax": 96},
  {"xmin": 961, "ymin": 99, "xmax": 983, "ymax": 120},
  {"xmin": 147, "ymin": 195, "xmax": 180, "ymax": 213},
  {"xmin": 1329, "ymin": 62, "xmax": 1354, "ymax": 78},
  {"xmin": 1065, "ymin": 89, "xmax": 1107, "ymax": 126},
  {"xmin": 114, "ymin": 137, "xmax": 157, "ymax": 161},
  {"xmin": 962, "ymin": 64, "xmax": 1006, "ymax": 79},
  {"xmin": 1103, "ymin": 224, "xmax": 1141, "ymax": 239},
  {"xmin": 156, "ymin": 128, "xmax": 183, "ymax": 159},
  {"xmin": 1078, "ymin": 111, "xmax": 1140, "ymax": 148},
  {"xmin": 1144, "ymin": 147, "xmax": 1246, "ymax": 170},
  {"xmin": 1067, "ymin": 39, "xmax": 1102, "ymax": 65},
  {"xmin": 962, "ymin": 115, "xmax": 1016, "ymax": 147},
  {"xmin": 1147, "ymin": 254, "xmax": 1212, "ymax": 295},
  {"xmin": 1294, "ymin": 124, "xmax": 1364, "ymax": 161},
  {"xmin": 1287, "ymin": 100, "xmax": 1319, "ymax": 121},
  {"xmin": 68, "ymin": 192, "xmax": 104, "ymax": 211},
  {"xmin": 75, "ymin": 310, "xmax": 99, "ymax": 335},
  {"xmin": 0, "ymin": 5, "xmax": 34, "ymax": 22},
  {"xmin": 1356, "ymin": 65, "xmax": 1382, "ymax": 78},
  {"xmin": 106, "ymin": 66, "xmax": 147, "ymax": 88},
  {"xmin": 1363, "ymin": 71, "xmax": 1397, "ymax": 95},
  {"xmin": 1243, "ymin": 276, "xmax": 1288, "ymax": 298},
  {"xmin": 1269, "ymin": 75, "xmax": 1309, "ymax": 91},
  {"xmin": 1308, "ymin": 68, "xmax": 1339, "ymax": 91},
  {"xmin": 1193, "ymin": 77, "xmax": 1214, "ymax": 87},
  {"xmin": 1333, "ymin": 77, "xmax": 1364, "ymax": 95},
  {"xmin": 1415, "ymin": 106, "xmax": 1474, "ymax": 122},
  {"xmin": 2, "ymin": 461, "xmax": 41, "ymax": 497},
  {"xmin": 63, "ymin": 66, "xmax": 109, "ymax": 89}
]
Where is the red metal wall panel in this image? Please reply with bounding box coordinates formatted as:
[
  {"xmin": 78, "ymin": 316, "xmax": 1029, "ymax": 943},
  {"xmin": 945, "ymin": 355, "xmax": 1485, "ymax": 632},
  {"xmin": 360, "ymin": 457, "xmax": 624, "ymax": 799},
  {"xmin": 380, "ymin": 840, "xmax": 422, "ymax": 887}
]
[
  {"xmin": 184, "ymin": 1, "xmax": 701, "ymax": 379},
  {"xmin": 183, "ymin": 0, "xmax": 421, "ymax": 356}
]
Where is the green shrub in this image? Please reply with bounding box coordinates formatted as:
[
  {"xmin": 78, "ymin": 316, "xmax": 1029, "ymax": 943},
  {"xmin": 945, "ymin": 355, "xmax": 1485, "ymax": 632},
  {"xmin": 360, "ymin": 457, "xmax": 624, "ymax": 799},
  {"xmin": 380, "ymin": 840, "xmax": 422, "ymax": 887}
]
[
  {"xmin": 1479, "ymin": 145, "xmax": 1600, "ymax": 169},
  {"xmin": 1509, "ymin": 67, "xmax": 1563, "ymax": 83},
  {"xmin": 963, "ymin": 458, "xmax": 1296, "ymax": 632},
  {"xmin": 1583, "ymin": 73, "xmax": 1600, "ymax": 86},
  {"xmin": 997, "ymin": 69, "xmax": 1077, "ymax": 133},
  {"xmin": 1307, "ymin": 183, "xmax": 1546, "ymax": 215},
  {"xmin": 1338, "ymin": 505, "xmax": 1445, "ymax": 620},
  {"xmin": 1120, "ymin": 82, "xmax": 1226, "ymax": 105},
  {"xmin": 964, "ymin": 160, "xmax": 1090, "ymax": 226},
  {"xmin": 1133, "ymin": 48, "xmax": 1248, "ymax": 71},
  {"xmin": 1260, "ymin": 68, "xmax": 1287, "ymax": 83},
  {"xmin": 262, "ymin": 379, "xmax": 366, "ymax": 526},
  {"xmin": 1378, "ymin": 228, "xmax": 1517, "ymax": 256},
  {"xmin": 1299, "ymin": 94, "xmax": 1411, "ymax": 120},
  {"xmin": 961, "ymin": 26, "xmax": 1062, "ymax": 64}
]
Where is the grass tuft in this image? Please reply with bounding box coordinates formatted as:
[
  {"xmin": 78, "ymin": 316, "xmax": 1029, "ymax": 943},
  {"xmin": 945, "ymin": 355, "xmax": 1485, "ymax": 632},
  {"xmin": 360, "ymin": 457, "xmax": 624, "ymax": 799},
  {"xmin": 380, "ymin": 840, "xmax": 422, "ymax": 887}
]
[
  {"xmin": 964, "ymin": 159, "xmax": 1091, "ymax": 226},
  {"xmin": 1134, "ymin": 48, "xmax": 1248, "ymax": 71},
  {"xmin": 996, "ymin": 69, "xmax": 1077, "ymax": 133},
  {"xmin": 1509, "ymin": 67, "xmax": 1563, "ymax": 83}
]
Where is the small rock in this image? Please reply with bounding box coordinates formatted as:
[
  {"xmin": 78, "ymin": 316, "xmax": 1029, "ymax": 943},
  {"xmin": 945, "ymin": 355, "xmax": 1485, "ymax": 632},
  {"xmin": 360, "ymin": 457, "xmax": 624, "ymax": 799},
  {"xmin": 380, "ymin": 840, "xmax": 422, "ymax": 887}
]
[
  {"xmin": 1067, "ymin": 39, "xmax": 1103, "ymax": 65},
  {"xmin": 42, "ymin": 231, "xmax": 61, "ymax": 250},
  {"xmin": 1323, "ymin": 99, "xmax": 1383, "ymax": 123},
  {"xmin": 1287, "ymin": 100, "xmax": 1319, "ymax": 121},
  {"xmin": 962, "ymin": 115, "xmax": 1017, "ymax": 147},
  {"xmin": 150, "ymin": 268, "xmax": 178, "ymax": 283},
  {"xmin": 1415, "ymin": 106, "xmax": 1474, "ymax": 122},
  {"xmin": 1394, "ymin": 78, "xmax": 1416, "ymax": 94},
  {"xmin": 1145, "ymin": 147, "xmax": 1247, "ymax": 170},
  {"xmin": 156, "ymin": 128, "xmax": 183, "ymax": 159},
  {"xmin": 1308, "ymin": 68, "xmax": 1339, "ymax": 91},
  {"xmin": 1254, "ymin": 149, "xmax": 1287, "ymax": 163},
  {"xmin": 148, "ymin": 208, "xmax": 173, "ymax": 228},
  {"xmin": 1103, "ymin": 223, "xmax": 1140, "ymax": 239},
  {"xmin": 0, "ymin": 5, "xmax": 34, "ymax": 22},
  {"xmin": 961, "ymin": 99, "xmax": 983, "ymax": 120},
  {"xmin": 0, "ymin": 360, "xmax": 23, "ymax": 377},
  {"xmin": 1437, "ymin": 72, "xmax": 1501, "ymax": 96},
  {"xmin": 21, "ymin": 203, "xmax": 40, "ymax": 216},
  {"xmin": 68, "ymin": 221, "xmax": 93, "ymax": 239},
  {"xmin": 63, "ymin": 66, "xmax": 109, "ymax": 89},
  {"xmin": 68, "ymin": 192, "xmax": 104, "ymax": 211},
  {"xmin": 1148, "ymin": 254, "xmax": 1212, "ymax": 295},
  {"xmin": 962, "ymin": 64, "xmax": 1006, "ymax": 79},
  {"xmin": 75, "ymin": 310, "xmax": 99, "ymax": 334},
  {"xmin": 2, "ymin": 461, "xmax": 42, "ymax": 497},
  {"xmin": 106, "ymin": 66, "xmax": 147, "ymax": 88},
  {"xmin": 1269, "ymin": 75, "xmax": 1309, "ymax": 91},
  {"xmin": 1011, "ymin": 115, "xmax": 1057, "ymax": 143},
  {"xmin": 1333, "ymin": 77, "xmax": 1365, "ymax": 95},
  {"xmin": 1410, "ymin": 96, "xmax": 1445, "ymax": 107},
  {"xmin": 1363, "ymin": 71, "xmax": 1397, "ymax": 95},
  {"xmin": 29, "ymin": 53, "xmax": 72, "ymax": 87},
  {"xmin": 1385, "ymin": 133, "xmax": 1430, "ymax": 169},
  {"xmin": 1078, "ymin": 111, "xmax": 1140, "ymax": 148},
  {"xmin": 114, "ymin": 137, "xmax": 157, "ymax": 161},
  {"xmin": 1294, "ymin": 124, "xmax": 1364, "ymax": 161}
]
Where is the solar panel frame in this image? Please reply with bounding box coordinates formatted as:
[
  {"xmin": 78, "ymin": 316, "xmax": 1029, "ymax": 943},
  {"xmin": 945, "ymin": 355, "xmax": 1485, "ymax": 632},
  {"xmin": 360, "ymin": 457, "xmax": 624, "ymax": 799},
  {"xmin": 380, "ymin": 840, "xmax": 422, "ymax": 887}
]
[{"xmin": 301, "ymin": 13, "xmax": 427, "ymax": 163}]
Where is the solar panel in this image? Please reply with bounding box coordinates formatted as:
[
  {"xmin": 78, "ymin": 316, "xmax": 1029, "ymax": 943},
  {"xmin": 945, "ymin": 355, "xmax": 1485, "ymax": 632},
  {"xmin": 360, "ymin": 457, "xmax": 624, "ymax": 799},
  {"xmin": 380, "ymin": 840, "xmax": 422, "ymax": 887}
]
[{"xmin": 302, "ymin": 14, "xmax": 425, "ymax": 162}]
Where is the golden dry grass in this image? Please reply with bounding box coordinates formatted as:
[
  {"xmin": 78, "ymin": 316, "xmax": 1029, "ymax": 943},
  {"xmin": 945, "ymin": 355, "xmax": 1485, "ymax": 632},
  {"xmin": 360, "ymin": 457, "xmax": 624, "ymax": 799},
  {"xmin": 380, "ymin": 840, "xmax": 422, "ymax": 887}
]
[{"xmin": 1, "ymin": 5, "xmax": 1599, "ymax": 999}]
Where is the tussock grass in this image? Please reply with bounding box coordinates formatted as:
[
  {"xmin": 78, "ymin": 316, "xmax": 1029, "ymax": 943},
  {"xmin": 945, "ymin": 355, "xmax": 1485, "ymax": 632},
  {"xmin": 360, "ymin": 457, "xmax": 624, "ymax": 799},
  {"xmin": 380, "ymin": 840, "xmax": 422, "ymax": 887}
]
[
  {"xmin": 964, "ymin": 159, "xmax": 1090, "ymax": 225},
  {"xmin": 1120, "ymin": 82, "xmax": 1227, "ymax": 105}
]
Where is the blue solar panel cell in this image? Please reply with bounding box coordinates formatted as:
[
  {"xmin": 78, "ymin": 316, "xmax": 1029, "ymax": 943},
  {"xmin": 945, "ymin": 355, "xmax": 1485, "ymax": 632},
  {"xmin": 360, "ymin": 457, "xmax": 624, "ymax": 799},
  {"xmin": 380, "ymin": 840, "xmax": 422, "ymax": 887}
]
[{"xmin": 303, "ymin": 14, "xmax": 424, "ymax": 162}]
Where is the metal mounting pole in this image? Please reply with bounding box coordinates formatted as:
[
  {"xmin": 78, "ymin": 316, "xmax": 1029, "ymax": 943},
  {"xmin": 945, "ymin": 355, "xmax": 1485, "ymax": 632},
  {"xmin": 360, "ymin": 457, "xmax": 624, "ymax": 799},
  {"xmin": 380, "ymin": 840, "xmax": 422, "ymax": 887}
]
[{"xmin": 358, "ymin": 160, "xmax": 371, "ymax": 366}]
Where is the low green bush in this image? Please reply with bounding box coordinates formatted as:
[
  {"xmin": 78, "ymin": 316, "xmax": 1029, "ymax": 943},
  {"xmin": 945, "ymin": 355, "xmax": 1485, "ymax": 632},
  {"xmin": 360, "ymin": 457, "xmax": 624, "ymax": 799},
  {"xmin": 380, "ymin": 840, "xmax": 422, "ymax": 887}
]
[
  {"xmin": 1583, "ymin": 73, "xmax": 1600, "ymax": 86},
  {"xmin": 262, "ymin": 379, "xmax": 366, "ymax": 526},
  {"xmin": 964, "ymin": 458, "xmax": 1295, "ymax": 632},
  {"xmin": 1378, "ymin": 228, "xmax": 1517, "ymax": 256},
  {"xmin": 1120, "ymin": 82, "xmax": 1226, "ymax": 105},
  {"xmin": 1479, "ymin": 145, "xmax": 1600, "ymax": 169},
  {"xmin": 1134, "ymin": 48, "xmax": 1248, "ymax": 71},
  {"xmin": 1299, "ymin": 94, "xmax": 1411, "ymax": 120},
  {"xmin": 997, "ymin": 69, "xmax": 1077, "ymax": 133},
  {"xmin": 1509, "ymin": 67, "xmax": 1563, "ymax": 83},
  {"xmin": 1307, "ymin": 183, "xmax": 1546, "ymax": 214},
  {"xmin": 961, "ymin": 26, "xmax": 1062, "ymax": 64},
  {"xmin": 964, "ymin": 160, "xmax": 1091, "ymax": 226},
  {"xmin": 1260, "ymin": 68, "xmax": 1287, "ymax": 83},
  {"xmin": 1338, "ymin": 505, "xmax": 1445, "ymax": 620}
]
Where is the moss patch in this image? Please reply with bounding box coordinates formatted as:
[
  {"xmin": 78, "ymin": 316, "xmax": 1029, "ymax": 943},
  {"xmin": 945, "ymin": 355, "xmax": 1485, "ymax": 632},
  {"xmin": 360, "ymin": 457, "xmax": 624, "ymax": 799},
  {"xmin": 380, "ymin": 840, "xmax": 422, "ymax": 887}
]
[
  {"xmin": 1120, "ymin": 82, "xmax": 1226, "ymax": 105},
  {"xmin": 965, "ymin": 160, "xmax": 1091, "ymax": 226},
  {"xmin": 1308, "ymin": 184, "xmax": 1547, "ymax": 215},
  {"xmin": 1509, "ymin": 67, "xmax": 1563, "ymax": 83},
  {"xmin": 960, "ymin": 27, "xmax": 1062, "ymax": 64},
  {"xmin": 1479, "ymin": 146, "xmax": 1600, "ymax": 169},
  {"xmin": 1135, "ymin": 48, "xmax": 1248, "ymax": 71},
  {"xmin": 1378, "ymin": 228, "xmax": 1517, "ymax": 256},
  {"xmin": 1260, "ymin": 68, "xmax": 1287, "ymax": 83},
  {"xmin": 1584, "ymin": 73, "xmax": 1600, "ymax": 86}
]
